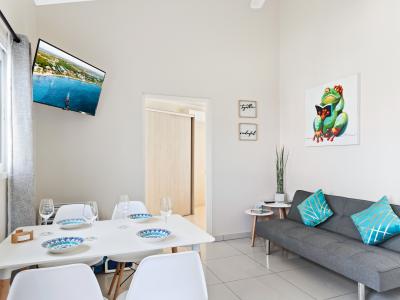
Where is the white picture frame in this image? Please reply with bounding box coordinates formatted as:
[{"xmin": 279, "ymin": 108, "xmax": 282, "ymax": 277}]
[
  {"xmin": 239, "ymin": 123, "xmax": 257, "ymax": 141},
  {"xmin": 239, "ymin": 100, "xmax": 257, "ymax": 118}
]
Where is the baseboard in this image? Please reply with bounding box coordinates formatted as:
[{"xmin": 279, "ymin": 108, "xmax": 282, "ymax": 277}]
[{"xmin": 214, "ymin": 232, "xmax": 251, "ymax": 241}]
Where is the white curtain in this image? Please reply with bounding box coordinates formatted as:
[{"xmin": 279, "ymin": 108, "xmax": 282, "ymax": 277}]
[
  {"xmin": 0, "ymin": 25, "xmax": 9, "ymax": 240},
  {"xmin": 7, "ymin": 35, "xmax": 35, "ymax": 233}
]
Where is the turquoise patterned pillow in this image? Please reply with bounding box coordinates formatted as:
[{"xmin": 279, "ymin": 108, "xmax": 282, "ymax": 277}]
[
  {"xmin": 297, "ymin": 189, "xmax": 333, "ymax": 227},
  {"xmin": 351, "ymin": 196, "xmax": 400, "ymax": 245}
]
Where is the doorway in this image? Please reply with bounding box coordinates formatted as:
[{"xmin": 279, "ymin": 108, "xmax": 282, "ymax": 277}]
[{"xmin": 144, "ymin": 95, "xmax": 209, "ymax": 231}]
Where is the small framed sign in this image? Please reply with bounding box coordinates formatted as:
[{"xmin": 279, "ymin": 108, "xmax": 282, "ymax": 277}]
[
  {"xmin": 239, "ymin": 100, "xmax": 257, "ymax": 118},
  {"xmin": 239, "ymin": 123, "xmax": 257, "ymax": 141}
]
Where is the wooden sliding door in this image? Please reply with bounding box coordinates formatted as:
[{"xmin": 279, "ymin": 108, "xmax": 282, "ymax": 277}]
[{"xmin": 145, "ymin": 109, "xmax": 193, "ymax": 216}]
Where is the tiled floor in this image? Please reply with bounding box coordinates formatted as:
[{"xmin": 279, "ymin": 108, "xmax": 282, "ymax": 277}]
[{"xmin": 97, "ymin": 238, "xmax": 400, "ymax": 300}]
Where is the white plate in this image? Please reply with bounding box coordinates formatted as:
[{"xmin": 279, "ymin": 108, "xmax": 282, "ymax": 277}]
[
  {"xmin": 137, "ymin": 228, "xmax": 171, "ymax": 242},
  {"xmin": 57, "ymin": 218, "xmax": 88, "ymax": 229},
  {"xmin": 128, "ymin": 213, "xmax": 153, "ymax": 223},
  {"xmin": 41, "ymin": 237, "xmax": 84, "ymax": 254}
]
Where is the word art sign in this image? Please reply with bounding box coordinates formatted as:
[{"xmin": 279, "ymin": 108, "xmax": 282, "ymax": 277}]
[
  {"xmin": 239, "ymin": 123, "xmax": 257, "ymax": 141},
  {"xmin": 239, "ymin": 100, "xmax": 257, "ymax": 118}
]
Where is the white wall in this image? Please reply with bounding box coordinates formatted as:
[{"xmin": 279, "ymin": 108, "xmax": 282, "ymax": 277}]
[
  {"xmin": 279, "ymin": 0, "xmax": 400, "ymax": 203},
  {"xmin": 0, "ymin": 0, "xmax": 37, "ymax": 41},
  {"xmin": 34, "ymin": 0, "xmax": 280, "ymax": 236}
]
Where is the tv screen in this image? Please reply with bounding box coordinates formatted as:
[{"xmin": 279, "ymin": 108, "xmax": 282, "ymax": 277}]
[{"xmin": 32, "ymin": 39, "xmax": 106, "ymax": 116}]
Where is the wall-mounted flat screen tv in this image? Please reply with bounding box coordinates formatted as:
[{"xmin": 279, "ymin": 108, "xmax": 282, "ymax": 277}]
[{"xmin": 32, "ymin": 39, "xmax": 106, "ymax": 116}]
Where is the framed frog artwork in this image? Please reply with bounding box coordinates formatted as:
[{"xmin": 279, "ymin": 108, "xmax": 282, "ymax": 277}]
[{"xmin": 305, "ymin": 74, "xmax": 360, "ymax": 146}]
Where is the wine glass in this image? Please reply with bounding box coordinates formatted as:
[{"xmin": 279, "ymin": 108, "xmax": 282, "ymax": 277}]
[
  {"xmin": 118, "ymin": 195, "xmax": 130, "ymax": 219},
  {"xmin": 83, "ymin": 201, "xmax": 98, "ymax": 225},
  {"xmin": 160, "ymin": 197, "xmax": 172, "ymax": 223},
  {"xmin": 39, "ymin": 198, "xmax": 54, "ymax": 236},
  {"xmin": 83, "ymin": 201, "xmax": 99, "ymax": 241},
  {"xmin": 118, "ymin": 195, "xmax": 130, "ymax": 229}
]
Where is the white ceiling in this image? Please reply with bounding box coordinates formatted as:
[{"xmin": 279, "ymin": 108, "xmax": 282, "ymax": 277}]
[
  {"xmin": 33, "ymin": 0, "xmax": 94, "ymax": 6},
  {"xmin": 34, "ymin": 0, "xmax": 265, "ymax": 9}
]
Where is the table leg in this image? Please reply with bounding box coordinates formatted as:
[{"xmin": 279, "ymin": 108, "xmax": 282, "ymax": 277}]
[
  {"xmin": 191, "ymin": 244, "xmax": 200, "ymax": 252},
  {"xmin": 0, "ymin": 279, "xmax": 9, "ymax": 300},
  {"xmin": 172, "ymin": 247, "xmax": 178, "ymax": 253},
  {"xmin": 251, "ymin": 216, "xmax": 257, "ymax": 247},
  {"xmin": 0, "ymin": 269, "xmax": 12, "ymax": 300},
  {"xmin": 191, "ymin": 244, "xmax": 202, "ymax": 259}
]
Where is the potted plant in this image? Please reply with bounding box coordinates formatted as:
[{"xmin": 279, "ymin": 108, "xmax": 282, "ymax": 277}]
[{"xmin": 275, "ymin": 146, "xmax": 288, "ymax": 203}]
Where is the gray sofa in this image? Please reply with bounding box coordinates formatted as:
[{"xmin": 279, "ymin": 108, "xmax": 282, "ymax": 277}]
[{"xmin": 255, "ymin": 190, "xmax": 400, "ymax": 300}]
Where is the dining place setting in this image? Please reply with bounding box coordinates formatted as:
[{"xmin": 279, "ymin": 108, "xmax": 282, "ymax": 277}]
[
  {"xmin": 38, "ymin": 199, "xmax": 98, "ymax": 254},
  {"xmin": 39, "ymin": 195, "xmax": 172, "ymax": 254},
  {"xmin": 0, "ymin": 196, "xmax": 214, "ymax": 300},
  {"xmin": 37, "ymin": 197, "xmax": 177, "ymax": 254}
]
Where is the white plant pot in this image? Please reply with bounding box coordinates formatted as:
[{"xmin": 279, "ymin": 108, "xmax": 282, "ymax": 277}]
[{"xmin": 275, "ymin": 193, "xmax": 285, "ymax": 203}]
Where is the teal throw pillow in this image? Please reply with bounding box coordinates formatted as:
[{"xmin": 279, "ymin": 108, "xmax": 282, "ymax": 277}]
[
  {"xmin": 297, "ymin": 189, "xmax": 333, "ymax": 227},
  {"xmin": 351, "ymin": 196, "xmax": 400, "ymax": 245}
]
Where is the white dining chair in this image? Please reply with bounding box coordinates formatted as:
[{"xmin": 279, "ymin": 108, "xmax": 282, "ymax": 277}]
[
  {"xmin": 8, "ymin": 264, "xmax": 104, "ymax": 300},
  {"xmin": 111, "ymin": 201, "xmax": 148, "ymax": 220},
  {"xmin": 53, "ymin": 203, "xmax": 94, "ymax": 223},
  {"xmin": 108, "ymin": 201, "xmax": 161, "ymax": 300},
  {"xmin": 117, "ymin": 251, "xmax": 208, "ymax": 300},
  {"xmin": 40, "ymin": 204, "xmax": 103, "ymax": 268}
]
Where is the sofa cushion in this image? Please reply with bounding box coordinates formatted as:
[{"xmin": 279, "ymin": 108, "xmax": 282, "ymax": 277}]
[
  {"xmin": 288, "ymin": 190, "xmax": 367, "ymax": 241},
  {"xmin": 287, "ymin": 190, "xmax": 312, "ymax": 223},
  {"xmin": 297, "ymin": 189, "xmax": 333, "ymax": 227},
  {"xmin": 351, "ymin": 196, "xmax": 400, "ymax": 245},
  {"xmin": 255, "ymin": 219, "xmax": 400, "ymax": 292},
  {"xmin": 287, "ymin": 190, "xmax": 400, "ymax": 252}
]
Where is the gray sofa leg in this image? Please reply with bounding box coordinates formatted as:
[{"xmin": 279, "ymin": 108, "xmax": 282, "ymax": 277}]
[
  {"xmin": 265, "ymin": 239, "xmax": 270, "ymax": 255},
  {"xmin": 358, "ymin": 283, "xmax": 365, "ymax": 300}
]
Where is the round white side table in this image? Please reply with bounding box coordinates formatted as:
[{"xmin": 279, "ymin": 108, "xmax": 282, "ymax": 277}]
[
  {"xmin": 245, "ymin": 209, "xmax": 274, "ymax": 247},
  {"xmin": 263, "ymin": 202, "xmax": 292, "ymax": 219}
]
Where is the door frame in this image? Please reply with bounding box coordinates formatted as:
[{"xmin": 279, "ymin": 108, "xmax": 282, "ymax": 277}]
[{"xmin": 143, "ymin": 94, "xmax": 213, "ymax": 235}]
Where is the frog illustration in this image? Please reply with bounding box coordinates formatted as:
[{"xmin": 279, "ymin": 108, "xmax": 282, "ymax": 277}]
[{"xmin": 313, "ymin": 85, "xmax": 348, "ymax": 143}]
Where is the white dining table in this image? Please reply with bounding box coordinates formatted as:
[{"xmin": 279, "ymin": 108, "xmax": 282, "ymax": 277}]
[{"xmin": 0, "ymin": 215, "xmax": 215, "ymax": 300}]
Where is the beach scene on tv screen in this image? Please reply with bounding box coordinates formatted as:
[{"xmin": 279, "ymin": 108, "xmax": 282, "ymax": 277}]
[{"xmin": 32, "ymin": 40, "xmax": 105, "ymax": 116}]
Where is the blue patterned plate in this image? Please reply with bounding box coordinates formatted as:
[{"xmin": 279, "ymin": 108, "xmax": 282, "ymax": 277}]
[
  {"xmin": 42, "ymin": 237, "xmax": 84, "ymax": 254},
  {"xmin": 57, "ymin": 218, "xmax": 88, "ymax": 229},
  {"xmin": 137, "ymin": 228, "xmax": 171, "ymax": 242},
  {"xmin": 128, "ymin": 213, "xmax": 153, "ymax": 223}
]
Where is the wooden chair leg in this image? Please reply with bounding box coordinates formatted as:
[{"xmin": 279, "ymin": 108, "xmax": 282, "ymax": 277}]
[
  {"xmin": 113, "ymin": 262, "xmax": 125, "ymax": 300},
  {"xmin": 108, "ymin": 262, "xmax": 121, "ymax": 296}
]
